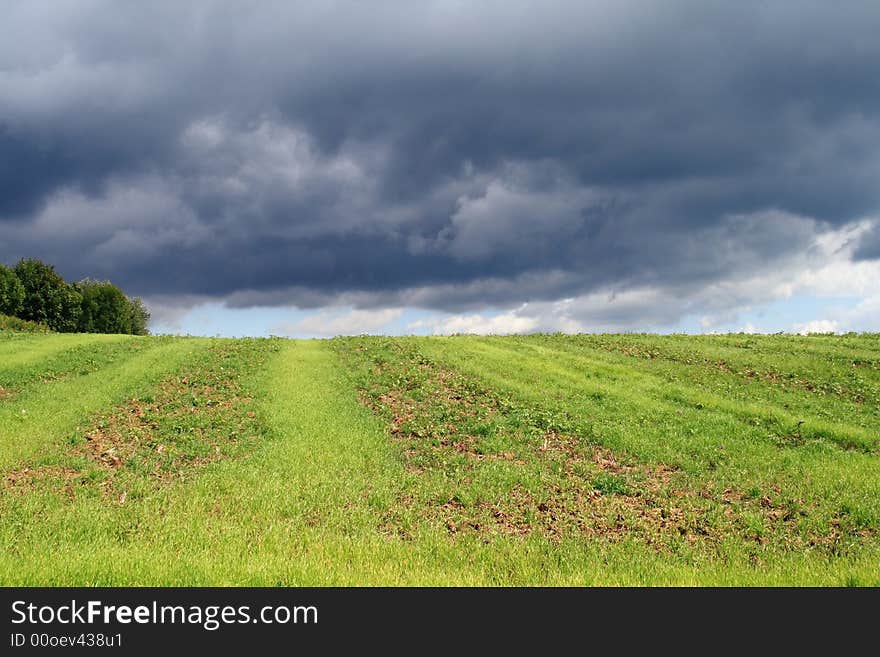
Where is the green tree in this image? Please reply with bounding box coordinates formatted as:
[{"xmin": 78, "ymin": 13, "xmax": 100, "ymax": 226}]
[
  {"xmin": 75, "ymin": 279, "xmax": 132, "ymax": 334},
  {"xmin": 13, "ymin": 258, "xmax": 82, "ymax": 332},
  {"xmin": 0, "ymin": 264, "xmax": 25, "ymax": 316},
  {"xmin": 126, "ymin": 296, "xmax": 151, "ymax": 336}
]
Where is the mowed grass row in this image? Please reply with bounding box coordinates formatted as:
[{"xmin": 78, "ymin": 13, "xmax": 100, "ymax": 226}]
[
  {"xmin": 331, "ymin": 336, "xmax": 879, "ymax": 584},
  {"xmin": 0, "ymin": 336, "xmax": 280, "ymax": 584},
  {"xmin": 410, "ymin": 336, "xmax": 879, "ymax": 565},
  {"xmin": 0, "ymin": 333, "xmax": 878, "ymax": 585},
  {"xmin": 0, "ymin": 336, "xmax": 210, "ymax": 470},
  {"xmin": 1, "ymin": 340, "xmax": 447, "ymax": 585},
  {"xmin": 584, "ymin": 333, "xmax": 880, "ymax": 402},
  {"xmin": 420, "ymin": 335, "xmax": 879, "ymax": 479},
  {"xmin": 0, "ymin": 334, "xmax": 141, "ymax": 392},
  {"xmin": 0, "ymin": 333, "xmax": 122, "ymax": 372},
  {"xmin": 526, "ymin": 334, "xmax": 880, "ymax": 423},
  {"xmin": 439, "ymin": 336, "xmax": 879, "ymax": 444}
]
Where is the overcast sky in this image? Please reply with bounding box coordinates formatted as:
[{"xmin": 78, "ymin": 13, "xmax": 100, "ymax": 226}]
[{"xmin": 2, "ymin": 1, "xmax": 879, "ymax": 336}]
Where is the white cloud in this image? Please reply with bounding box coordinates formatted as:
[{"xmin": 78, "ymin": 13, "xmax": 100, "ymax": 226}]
[
  {"xmin": 793, "ymin": 319, "xmax": 840, "ymax": 335},
  {"xmin": 844, "ymin": 297, "xmax": 880, "ymax": 332},
  {"xmin": 274, "ymin": 307, "xmax": 403, "ymax": 337},
  {"xmin": 680, "ymin": 219, "xmax": 880, "ymax": 333},
  {"xmin": 789, "ymin": 220, "xmax": 880, "ymax": 298},
  {"xmin": 408, "ymin": 307, "xmax": 540, "ymax": 335}
]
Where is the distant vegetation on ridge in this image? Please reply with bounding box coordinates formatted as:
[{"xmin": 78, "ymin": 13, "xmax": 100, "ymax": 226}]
[{"xmin": 0, "ymin": 258, "xmax": 149, "ymax": 335}]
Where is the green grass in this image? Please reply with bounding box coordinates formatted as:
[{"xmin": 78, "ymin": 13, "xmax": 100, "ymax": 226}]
[{"xmin": 0, "ymin": 332, "xmax": 878, "ymax": 585}]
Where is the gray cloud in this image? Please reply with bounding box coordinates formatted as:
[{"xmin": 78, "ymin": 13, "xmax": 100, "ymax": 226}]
[
  {"xmin": 2, "ymin": 1, "xmax": 880, "ymax": 320},
  {"xmin": 854, "ymin": 220, "xmax": 880, "ymax": 260}
]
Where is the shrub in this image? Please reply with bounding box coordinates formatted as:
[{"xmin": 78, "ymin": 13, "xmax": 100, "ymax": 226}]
[
  {"xmin": 75, "ymin": 279, "xmax": 132, "ymax": 334},
  {"xmin": 0, "ymin": 264, "xmax": 25, "ymax": 316},
  {"xmin": 0, "ymin": 313, "xmax": 50, "ymax": 333},
  {"xmin": 126, "ymin": 296, "xmax": 151, "ymax": 336},
  {"xmin": 13, "ymin": 258, "xmax": 82, "ymax": 332},
  {"xmin": 7, "ymin": 258, "xmax": 150, "ymax": 335}
]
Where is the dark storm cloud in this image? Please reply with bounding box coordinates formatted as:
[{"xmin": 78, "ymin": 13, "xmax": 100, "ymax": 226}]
[
  {"xmin": 854, "ymin": 221, "xmax": 880, "ymax": 261},
  {"xmin": 2, "ymin": 0, "xmax": 880, "ymax": 314}
]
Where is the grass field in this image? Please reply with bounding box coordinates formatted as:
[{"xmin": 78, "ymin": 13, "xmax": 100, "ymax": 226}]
[{"xmin": 1, "ymin": 331, "xmax": 878, "ymax": 585}]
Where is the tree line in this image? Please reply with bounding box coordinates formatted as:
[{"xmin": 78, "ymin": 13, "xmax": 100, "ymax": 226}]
[{"xmin": 0, "ymin": 258, "xmax": 149, "ymax": 335}]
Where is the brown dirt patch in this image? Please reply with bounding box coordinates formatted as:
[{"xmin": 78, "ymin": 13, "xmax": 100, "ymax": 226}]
[
  {"xmin": 359, "ymin": 366, "xmax": 512, "ymax": 467},
  {"xmin": 4, "ymin": 465, "xmax": 81, "ymax": 499},
  {"xmin": 70, "ymin": 389, "xmax": 254, "ymax": 493}
]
